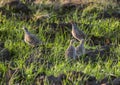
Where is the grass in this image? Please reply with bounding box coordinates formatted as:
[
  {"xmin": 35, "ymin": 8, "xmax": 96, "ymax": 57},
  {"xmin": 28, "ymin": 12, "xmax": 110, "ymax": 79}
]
[{"xmin": 0, "ymin": 0, "xmax": 120, "ymax": 84}]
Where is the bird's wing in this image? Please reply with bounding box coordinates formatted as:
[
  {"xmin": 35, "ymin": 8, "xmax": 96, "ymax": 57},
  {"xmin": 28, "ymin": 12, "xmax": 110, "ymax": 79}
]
[
  {"xmin": 77, "ymin": 28, "xmax": 85, "ymax": 35},
  {"xmin": 67, "ymin": 46, "xmax": 75, "ymax": 51},
  {"xmin": 76, "ymin": 45, "xmax": 82, "ymax": 52},
  {"xmin": 76, "ymin": 29, "xmax": 85, "ymax": 38},
  {"xmin": 28, "ymin": 34, "xmax": 40, "ymax": 44}
]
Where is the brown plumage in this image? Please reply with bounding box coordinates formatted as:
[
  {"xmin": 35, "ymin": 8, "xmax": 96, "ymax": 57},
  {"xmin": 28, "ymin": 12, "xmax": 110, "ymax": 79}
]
[
  {"xmin": 71, "ymin": 22, "xmax": 85, "ymax": 41},
  {"xmin": 22, "ymin": 26, "xmax": 42, "ymax": 47},
  {"xmin": 65, "ymin": 39, "xmax": 76, "ymax": 60}
]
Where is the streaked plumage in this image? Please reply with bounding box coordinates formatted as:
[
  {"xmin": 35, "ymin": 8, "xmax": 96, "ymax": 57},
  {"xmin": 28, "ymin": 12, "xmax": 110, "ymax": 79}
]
[
  {"xmin": 22, "ymin": 27, "xmax": 42, "ymax": 47},
  {"xmin": 65, "ymin": 39, "xmax": 76, "ymax": 60},
  {"xmin": 75, "ymin": 39, "xmax": 85, "ymax": 57},
  {"xmin": 71, "ymin": 22, "xmax": 85, "ymax": 41}
]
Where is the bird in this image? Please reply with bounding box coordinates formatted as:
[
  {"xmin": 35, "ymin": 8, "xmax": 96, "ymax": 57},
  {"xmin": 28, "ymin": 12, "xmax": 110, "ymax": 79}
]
[
  {"xmin": 112, "ymin": 78, "xmax": 120, "ymax": 85},
  {"xmin": 65, "ymin": 39, "xmax": 76, "ymax": 60},
  {"xmin": 71, "ymin": 21, "xmax": 85, "ymax": 41},
  {"xmin": 75, "ymin": 39, "xmax": 86, "ymax": 58},
  {"xmin": 22, "ymin": 26, "xmax": 42, "ymax": 47}
]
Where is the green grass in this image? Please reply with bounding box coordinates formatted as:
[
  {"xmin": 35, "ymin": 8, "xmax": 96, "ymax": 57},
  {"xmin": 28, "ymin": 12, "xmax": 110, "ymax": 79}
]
[{"xmin": 0, "ymin": 0, "xmax": 120, "ymax": 84}]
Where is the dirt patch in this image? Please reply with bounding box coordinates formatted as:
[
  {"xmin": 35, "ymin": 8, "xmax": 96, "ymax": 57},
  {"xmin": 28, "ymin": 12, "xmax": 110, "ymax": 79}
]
[
  {"xmin": 0, "ymin": 42, "xmax": 11, "ymax": 61},
  {"xmin": 97, "ymin": 11, "xmax": 120, "ymax": 19},
  {"xmin": 3, "ymin": 0, "xmax": 31, "ymax": 14},
  {"xmin": 83, "ymin": 44, "xmax": 113, "ymax": 63},
  {"xmin": 0, "ymin": 0, "xmax": 32, "ymax": 21},
  {"xmin": 88, "ymin": 35, "xmax": 112, "ymax": 46},
  {"xmin": 33, "ymin": 71, "xmax": 118, "ymax": 85},
  {"xmin": 100, "ymin": 75, "xmax": 117, "ymax": 85}
]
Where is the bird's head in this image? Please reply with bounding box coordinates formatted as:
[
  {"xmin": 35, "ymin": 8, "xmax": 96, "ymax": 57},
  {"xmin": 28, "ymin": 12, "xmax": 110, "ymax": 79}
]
[
  {"xmin": 69, "ymin": 20, "xmax": 75, "ymax": 25},
  {"xmin": 22, "ymin": 26, "xmax": 28, "ymax": 32},
  {"xmin": 69, "ymin": 20, "xmax": 77, "ymax": 29}
]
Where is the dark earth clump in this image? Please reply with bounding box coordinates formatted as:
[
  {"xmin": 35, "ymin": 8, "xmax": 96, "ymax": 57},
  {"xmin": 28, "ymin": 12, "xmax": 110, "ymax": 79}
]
[
  {"xmin": 100, "ymin": 75, "xmax": 117, "ymax": 85},
  {"xmin": 3, "ymin": 0, "xmax": 31, "ymax": 14},
  {"xmin": 31, "ymin": 71, "xmax": 119, "ymax": 85},
  {"xmin": 0, "ymin": 42, "xmax": 11, "ymax": 61},
  {"xmin": 84, "ymin": 44, "xmax": 113, "ymax": 63},
  {"xmin": 0, "ymin": 0, "xmax": 32, "ymax": 21},
  {"xmin": 88, "ymin": 35, "xmax": 112, "ymax": 46}
]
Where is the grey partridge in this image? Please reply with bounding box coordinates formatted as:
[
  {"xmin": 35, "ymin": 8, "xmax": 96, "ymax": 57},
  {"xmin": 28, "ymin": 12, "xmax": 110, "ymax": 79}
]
[
  {"xmin": 71, "ymin": 21, "xmax": 85, "ymax": 41},
  {"xmin": 65, "ymin": 39, "xmax": 76, "ymax": 60},
  {"xmin": 75, "ymin": 39, "xmax": 86, "ymax": 57},
  {"xmin": 22, "ymin": 26, "xmax": 42, "ymax": 47}
]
